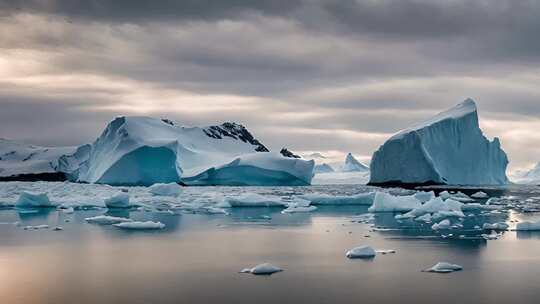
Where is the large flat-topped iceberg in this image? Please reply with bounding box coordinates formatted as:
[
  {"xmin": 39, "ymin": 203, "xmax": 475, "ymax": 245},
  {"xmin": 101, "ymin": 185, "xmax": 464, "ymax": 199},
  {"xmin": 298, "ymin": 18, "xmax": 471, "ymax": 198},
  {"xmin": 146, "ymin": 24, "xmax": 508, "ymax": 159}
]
[
  {"xmin": 369, "ymin": 99, "xmax": 509, "ymax": 186},
  {"xmin": 59, "ymin": 116, "xmax": 313, "ymax": 186}
]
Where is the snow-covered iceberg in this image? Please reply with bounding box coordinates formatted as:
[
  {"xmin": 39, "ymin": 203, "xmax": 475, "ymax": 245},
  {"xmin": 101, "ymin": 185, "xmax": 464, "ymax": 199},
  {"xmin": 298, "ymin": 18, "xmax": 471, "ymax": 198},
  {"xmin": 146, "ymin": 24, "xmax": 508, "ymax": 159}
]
[
  {"xmin": 58, "ymin": 116, "xmax": 313, "ymax": 186},
  {"xmin": 342, "ymin": 153, "xmax": 369, "ymax": 172},
  {"xmin": 369, "ymin": 99, "xmax": 509, "ymax": 186},
  {"xmin": 0, "ymin": 138, "xmax": 76, "ymax": 181}
]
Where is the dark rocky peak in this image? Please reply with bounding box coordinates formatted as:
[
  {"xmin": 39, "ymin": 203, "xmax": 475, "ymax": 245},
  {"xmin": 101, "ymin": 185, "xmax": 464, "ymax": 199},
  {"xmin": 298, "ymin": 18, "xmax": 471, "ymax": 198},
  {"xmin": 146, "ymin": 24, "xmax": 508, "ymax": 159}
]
[
  {"xmin": 280, "ymin": 148, "xmax": 301, "ymax": 158},
  {"xmin": 203, "ymin": 122, "xmax": 269, "ymax": 152}
]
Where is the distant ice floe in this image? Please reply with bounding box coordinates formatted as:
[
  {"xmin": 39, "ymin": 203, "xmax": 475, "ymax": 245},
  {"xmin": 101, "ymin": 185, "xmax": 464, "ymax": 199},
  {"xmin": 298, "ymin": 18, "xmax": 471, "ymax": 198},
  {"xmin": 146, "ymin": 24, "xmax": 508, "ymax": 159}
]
[
  {"xmin": 149, "ymin": 183, "xmax": 182, "ymax": 197},
  {"xmin": 220, "ymin": 193, "xmax": 287, "ymax": 208},
  {"xmin": 113, "ymin": 221, "xmax": 165, "ymax": 230},
  {"xmin": 346, "ymin": 246, "xmax": 377, "ymax": 259},
  {"xmin": 240, "ymin": 263, "xmax": 283, "ymax": 275},
  {"xmin": 85, "ymin": 215, "xmax": 133, "ymax": 225},
  {"xmin": 15, "ymin": 191, "xmax": 53, "ymax": 208},
  {"xmin": 424, "ymin": 262, "xmax": 463, "ymax": 273},
  {"xmin": 104, "ymin": 193, "xmax": 131, "ymax": 208},
  {"xmin": 298, "ymin": 192, "xmax": 375, "ymax": 205},
  {"xmin": 482, "ymin": 222, "xmax": 509, "ymax": 231}
]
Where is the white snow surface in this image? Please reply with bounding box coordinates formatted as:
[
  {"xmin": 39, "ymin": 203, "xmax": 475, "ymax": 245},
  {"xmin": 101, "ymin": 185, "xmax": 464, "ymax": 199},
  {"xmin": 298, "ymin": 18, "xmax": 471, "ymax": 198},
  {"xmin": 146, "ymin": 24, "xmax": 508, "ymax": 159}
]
[
  {"xmin": 0, "ymin": 138, "xmax": 76, "ymax": 177},
  {"xmin": 369, "ymin": 99, "xmax": 509, "ymax": 185}
]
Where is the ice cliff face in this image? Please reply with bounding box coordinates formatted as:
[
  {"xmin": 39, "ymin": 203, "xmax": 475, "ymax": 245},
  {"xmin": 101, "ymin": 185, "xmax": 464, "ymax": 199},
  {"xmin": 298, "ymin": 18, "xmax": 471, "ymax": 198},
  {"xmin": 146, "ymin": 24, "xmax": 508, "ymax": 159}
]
[
  {"xmin": 59, "ymin": 116, "xmax": 313, "ymax": 186},
  {"xmin": 369, "ymin": 99, "xmax": 509, "ymax": 186}
]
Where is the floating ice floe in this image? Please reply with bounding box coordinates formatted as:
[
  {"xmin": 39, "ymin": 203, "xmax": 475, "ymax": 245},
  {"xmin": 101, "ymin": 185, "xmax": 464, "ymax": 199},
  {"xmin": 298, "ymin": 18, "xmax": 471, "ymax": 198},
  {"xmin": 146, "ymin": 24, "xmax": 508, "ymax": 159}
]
[
  {"xmin": 471, "ymin": 191, "xmax": 489, "ymax": 199},
  {"xmin": 222, "ymin": 193, "xmax": 287, "ymax": 207},
  {"xmin": 113, "ymin": 221, "xmax": 165, "ymax": 230},
  {"xmin": 432, "ymin": 219, "xmax": 451, "ymax": 230},
  {"xmin": 346, "ymin": 245, "xmax": 377, "ymax": 259},
  {"xmin": 439, "ymin": 191, "xmax": 475, "ymax": 202},
  {"xmin": 104, "ymin": 193, "xmax": 130, "ymax": 208},
  {"xmin": 396, "ymin": 197, "xmax": 465, "ymax": 220},
  {"xmin": 240, "ymin": 263, "xmax": 283, "ymax": 275},
  {"xmin": 298, "ymin": 192, "xmax": 375, "ymax": 205},
  {"xmin": 149, "ymin": 183, "xmax": 182, "ymax": 196},
  {"xmin": 482, "ymin": 222, "xmax": 509, "ymax": 230},
  {"xmin": 23, "ymin": 224, "xmax": 49, "ymax": 230},
  {"xmin": 376, "ymin": 249, "xmax": 396, "ymax": 254},
  {"xmin": 281, "ymin": 198, "xmax": 317, "ymax": 213},
  {"xmin": 414, "ymin": 191, "xmax": 436, "ymax": 203},
  {"xmin": 515, "ymin": 220, "xmax": 540, "ymax": 231},
  {"xmin": 15, "ymin": 191, "xmax": 53, "ymax": 208},
  {"xmin": 424, "ymin": 262, "xmax": 463, "ymax": 273},
  {"xmin": 85, "ymin": 215, "xmax": 133, "ymax": 225},
  {"xmin": 368, "ymin": 192, "xmax": 421, "ymax": 213},
  {"xmin": 481, "ymin": 230, "xmax": 500, "ymax": 240}
]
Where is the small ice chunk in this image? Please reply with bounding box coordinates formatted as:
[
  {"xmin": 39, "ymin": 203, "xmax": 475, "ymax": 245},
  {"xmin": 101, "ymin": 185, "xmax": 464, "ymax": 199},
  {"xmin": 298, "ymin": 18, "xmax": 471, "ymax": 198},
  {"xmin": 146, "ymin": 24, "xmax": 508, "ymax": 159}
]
[
  {"xmin": 515, "ymin": 220, "xmax": 540, "ymax": 231},
  {"xmin": 424, "ymin": 262, "xmax": 463, "ymax": 273},
  {"xmin": 471, "ymin": 191, "xmax": 489, "ymax": 199},
  {"xmin": 23, "ymin": 224, "xmax": 49, "ymax": 230},
  {"xmin": 376, "ymin": 249, "xmax": 396, "ymax": 254},
  {"xmin": 104, "ymin": 193, "xmax": 130, "ymax": 208},
  {"xmin": 53, "ymin": 226, "xmax": 64, "ymax": 231},
  {"xmin": 225, "ymin": 193, "xmax": 286, "ymax": 207},
  {"xmin": 282, "ymin": 206, "xmax": 317, "ymax": 214},
  {"xmin": 432, "ymin": 219, "xmax": 451, "ymax": 230},
  {"xmin": 481, "ymin": 230, "xmax": 500, "ymax": 240},
  {"xmin": 16, "ymin": 191, "xmax": 53, "ymax": 208},
  {"xmin": 85, "ymin": 215, "xmax": 133, "ymax": 225},
  {"xmin": 149, "ymin": 183, "xmax": 182, "ymax": 196},
  {"xmin": 482, "ymin": 222, "xmax": 508, "ymax": 230},
  {"xmin": 346, "ymin": 245, "xmax": 377, "ymax": 259},
  {"xmin": 113, "ymin": 221, "xmax": 165, "ymax": 230},
  {"xmin": 241, "ymin": 263, "xmax": 283, "ymax": 275},
  {"xmin": 368, "ymin": 192, "xmax": 421, "ymax": 213}
]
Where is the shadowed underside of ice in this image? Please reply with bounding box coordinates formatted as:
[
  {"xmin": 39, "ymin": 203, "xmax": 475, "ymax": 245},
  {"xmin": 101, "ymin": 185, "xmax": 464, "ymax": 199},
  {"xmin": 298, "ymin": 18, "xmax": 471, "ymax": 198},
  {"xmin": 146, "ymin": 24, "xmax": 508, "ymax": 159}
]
[
  {"xmin": 59, "ymin": 116, "xmax": 313, "ymax": 186},
  {"xmin": 369, "ymin": 99, "xmax": 509, "ymax": 186}
]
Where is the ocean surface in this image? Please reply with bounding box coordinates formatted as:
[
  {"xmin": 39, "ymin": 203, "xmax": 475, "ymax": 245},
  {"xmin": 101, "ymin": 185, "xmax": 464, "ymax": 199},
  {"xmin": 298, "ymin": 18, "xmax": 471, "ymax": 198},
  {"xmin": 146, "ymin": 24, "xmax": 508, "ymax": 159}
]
[{"xmin": 2, "ymin": 183, "xmax": 540, "ymax": 304}]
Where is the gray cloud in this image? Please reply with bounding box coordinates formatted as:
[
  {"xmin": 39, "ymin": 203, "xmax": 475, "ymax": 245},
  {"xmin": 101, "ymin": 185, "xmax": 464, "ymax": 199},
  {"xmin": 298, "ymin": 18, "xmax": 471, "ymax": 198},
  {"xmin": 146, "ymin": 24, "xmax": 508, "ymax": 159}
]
[{"xmin": 1, "ymin": 1, "xmax": 540, "ymax": 171}]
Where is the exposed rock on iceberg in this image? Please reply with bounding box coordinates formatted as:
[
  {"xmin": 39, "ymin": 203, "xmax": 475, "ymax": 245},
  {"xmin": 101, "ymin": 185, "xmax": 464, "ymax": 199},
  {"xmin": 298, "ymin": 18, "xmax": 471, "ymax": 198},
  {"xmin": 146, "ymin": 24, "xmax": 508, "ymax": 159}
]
[{"xmin": 369, "ymin": 99, "xmax": 509, "ymax": 186}]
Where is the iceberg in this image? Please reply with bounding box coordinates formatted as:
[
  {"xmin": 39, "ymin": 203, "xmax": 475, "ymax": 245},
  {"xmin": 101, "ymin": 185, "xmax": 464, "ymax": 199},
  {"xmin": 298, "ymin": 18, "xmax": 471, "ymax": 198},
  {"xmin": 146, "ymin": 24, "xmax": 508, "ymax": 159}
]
[
  {"xmin": 181, "ymin": 152, "xmax": 314, "ymax": 186},
  {"xmin": 113, "ymin": 221, "xmax": 165, "ymax": 230},
  {"xmin": 15, "ymin": 191, "xmax": 53, "ymax": 208},
  {"xmin": 424, "ymin": 262, "xmax": 463, "ymax": 273},
  {"xmin": 104, "ymin": 193, "xmax": 131, "ymax": 208},
  {"xmin": 313, "ymin": 163, "xmax": 335, "ymax": 174},
  {"xmin": 85, "ymin": 215, "xmax": 133, "ymax": 225},
  {"xmin": 342, "ymin": 153, "xmax": 369, "ymax": 172},
  {"xmin": 0, "ymin": 138, "xmax": 76, "ymax": 181},
  {"xmin": 369, "ymin": 99, "xmax": 509, "ymax": 186},
  {"xmin": 149, "ymin": 183, "xmax": 182, "ymax": 196},
  {"xmin": 368, "ymin": 192, "xmax": 422, "ymax": 213},
  {"xmin": 345, "ymin": 245, "xmax": 376, "ymax": 259},
  {"xmin": 241, "ymin": 263, "xmax": 283, "ymax": 275}
]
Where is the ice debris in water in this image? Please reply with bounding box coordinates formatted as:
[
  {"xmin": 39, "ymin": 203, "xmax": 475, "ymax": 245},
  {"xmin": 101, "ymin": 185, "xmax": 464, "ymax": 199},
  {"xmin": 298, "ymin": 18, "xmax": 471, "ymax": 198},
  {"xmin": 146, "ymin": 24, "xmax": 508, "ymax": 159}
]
[
  {"xmin": 432, "ymin": 219, "xmax": 451, "ymax": 230},
  {"xmin": 515, "ymin": 220, "xmax": 540, "ymax": 231},
  {"xmin": 471, "ymin": 191, "xmax": 489, "ymax": 199},
  {"xmin": 368, "ymin": 192, "xmax": 421, "ymax": 213},
  {"xmin": 148, "ymin": 183, "xmax": 182, "ymax": 197},
  {"xmin": 85, "ymin": 215, "xmax": 133, "ymax": 225},
  {"xmin": 16, "ymin": 191, "xmax": 53, "ymax": 208},
  {"xmin": 240, "ymin": 263, "xmax": 283, "ymax": 275},
  {"xmin": 113, "ymin": 221, "xmax": 165, "ymax": 230},
  {"xmin": 396, "ymin": 197, "xmax": 465, "ymax": 220},
  {"xmin": 222, "ymin": 193, "xmax": 286, "ymax": 207},
  {"xmin": 424, "ymin": 262, "xmax": 463, "ymax": 273},
  {"xmin": 298, "ymin": 192, "xmax": 375, "ymax": 205},
  {"xmin": 23, "ymin": 224, "xmax": 49, "ymax": 230},
  {"xmin": 439, "ymin": 191, "xmax": 475, "ymax": 202},
  {"xmin": 376, "ymin": 249, "xmax": 396, "ymax": 254},
  {"xmin": 282, "ymin": 198, "xmax": 317, "ymax": 213},
  {"xmin": 482, "ymin": 222, "xmax": 508, "ymax": 230},
  {"xmin": 104, "ymin": 193, "xmax": 130, "ymax": 208},
  {"xmin": 346, "ymin": 245, "xmax": 377, "ymax": 259},
  {"xmin": 481, "ymin": 230, "xmax": 501, "ymax": 240}
]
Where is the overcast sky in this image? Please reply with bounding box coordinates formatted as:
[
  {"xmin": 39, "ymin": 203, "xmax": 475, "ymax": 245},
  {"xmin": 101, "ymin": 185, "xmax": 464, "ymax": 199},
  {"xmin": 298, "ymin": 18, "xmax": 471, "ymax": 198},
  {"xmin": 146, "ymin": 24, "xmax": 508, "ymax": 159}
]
[{"xmin": 1, "ymin": 0, "xmax": 539, "ymax": 172}]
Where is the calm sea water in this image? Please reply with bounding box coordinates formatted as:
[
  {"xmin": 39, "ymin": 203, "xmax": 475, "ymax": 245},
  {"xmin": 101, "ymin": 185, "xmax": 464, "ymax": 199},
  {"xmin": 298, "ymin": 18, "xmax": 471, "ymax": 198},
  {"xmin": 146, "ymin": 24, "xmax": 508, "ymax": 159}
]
[{"xmin": 1, "ymin": 184, "xmax": 540, "ymax": 304}]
